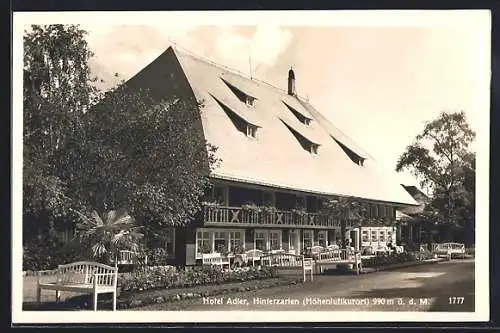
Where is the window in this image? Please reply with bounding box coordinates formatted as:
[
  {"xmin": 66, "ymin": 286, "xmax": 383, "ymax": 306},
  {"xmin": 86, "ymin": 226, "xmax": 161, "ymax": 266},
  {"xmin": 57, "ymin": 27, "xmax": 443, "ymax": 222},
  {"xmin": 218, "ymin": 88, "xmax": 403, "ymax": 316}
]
[
  {"xmin": 211, "ymin": 94, "xmax": 260, "ymax": 137},
  {"xmin": 379, "ymin": 230, "xmax": 386, "ymax": 242},
  {"xmin": 310, "ymin": 144, "xmax": 319, "ymax": 155},
  {"xmin": 269, "ymin": 231, "xmax": 282, "ymax": 250},
  {"xmin": 246, "ymin": 96, "xmax": 256, "ymax": 107},
  {"xmin": 387, "ymin": 207, "xmax": 394, "ymax": 219},
  {"xmin": 229, "ymin": 231, "xmax": 243, "ymax": 253},
  {"xmin": 379, "ymin": 206, "xmax": 385, "ymax": 217},
  {"xmin": 263, "ymin": 191, "xmax": 275, "ymax": 206},
  {"xmin": 165, "ymin": 228, "xmax": 176, "ymax": 258},
  {"xmin": 387, "ymin": 230, "xmax": 393, "ymax": 243},
  {"xmin": 317, "ymin": 198, "xmax": 323, "ymax": 211},
  {"xmin": 280, "ymin": 119, "xmax": 321, "ymax": 155},
  {"xmin": 303, "ymin": 230, "xmax": 314, "ymax": 249},
  {"xmin": 196, "ymin": 231, "xmax": 211, "ymax": 255},
  {"xmin": 255, "ymin": 231, "xmax": 267, "ymax": 250},
  {"xmin": 296, "ymin": 196, "xmax": 306, "ymax": 210},
  {"xmin": 247, "ymin": 124, "xmax": 257, "ymax": 138},
  {"xmin": 221, "ymin": 78, "xmax": 257, "ymax": 106},
  {"xmin": 282, "ymin": 101, "xmax": 313, "ymax": 126},
  {"xmin": 371, "ymin": 230, "xmax": 377, "ymax": 242},
  {"xmin": 331, "ymin": 136, "xmax": 366, "ymax": 166},
  {"xmin": 212, "ymin": 185, "xmax": 226, "ymax": 205},
  {"xmin": 318, "ymin": 231, "xmax": 328, "ymax": 247},
  {"xmin": 214, "ymin": 231, "xmax": 228, "ymax": 253},
  {"xmin": 362, "ymin": 230, "xmax": 369, "ymax": 243}
]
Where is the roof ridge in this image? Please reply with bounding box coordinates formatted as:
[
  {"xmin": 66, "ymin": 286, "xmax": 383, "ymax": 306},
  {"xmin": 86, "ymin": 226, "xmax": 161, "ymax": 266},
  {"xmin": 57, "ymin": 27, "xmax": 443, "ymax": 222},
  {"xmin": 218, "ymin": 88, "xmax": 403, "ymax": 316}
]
[{"xmin": 170, "ymin": 44, "xmax": 311, "ymax": 102}]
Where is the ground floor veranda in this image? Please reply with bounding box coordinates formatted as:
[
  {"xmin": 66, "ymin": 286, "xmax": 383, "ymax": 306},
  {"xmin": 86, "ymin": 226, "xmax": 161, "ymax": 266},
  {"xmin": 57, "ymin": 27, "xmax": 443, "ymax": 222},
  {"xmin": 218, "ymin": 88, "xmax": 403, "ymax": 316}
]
[{"xmin": 159, "ymin": 224, "xmax": 401, "ymax": 266}]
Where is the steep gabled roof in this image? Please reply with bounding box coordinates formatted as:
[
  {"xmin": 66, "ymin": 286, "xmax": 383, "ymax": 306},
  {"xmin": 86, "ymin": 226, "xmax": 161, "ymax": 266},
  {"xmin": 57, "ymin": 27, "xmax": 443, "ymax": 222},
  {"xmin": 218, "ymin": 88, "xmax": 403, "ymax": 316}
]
[
  {"xmin": 402, "ymin": 185, "xmax": 430, "ymax": 203},
  {"xmin": 126, "ymin": 46, "xmax": 419, "ymax": 206},
  {"xmin": 399, "ymin": 185, "xmax": 430, "ymax": 214}
]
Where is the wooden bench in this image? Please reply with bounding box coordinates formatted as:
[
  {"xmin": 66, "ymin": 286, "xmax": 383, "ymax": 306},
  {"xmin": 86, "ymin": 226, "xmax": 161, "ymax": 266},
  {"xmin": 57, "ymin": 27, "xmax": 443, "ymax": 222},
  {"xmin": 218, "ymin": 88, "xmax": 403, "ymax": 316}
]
[
  {"xmin": 260, "ymin": 253, "xmax": 313, "ymax": 282},
  {"xmin": 202, "ymin": 253, "xmax": 230, "ymax": 269},
  {"xmin": 244, "ymin": 249, "xmax": 264, "ymax": 266},
  {"xmin": 116, "ymin": 250, "xmax": 148, "ymax": 266},
  {"xmin": 433, "ymin": 242, "xmax": 466, "ymax": 260},
  {"xmin": 315, "ymin": 248, "xmax": 363, "ymax": 275},
  {"xmin": 326, "ymin": 244, "xmax": 340, "ymax": 251},
  {"xmin": 36, "ymin": 261, "xmax": 118, "ymax": 311}
]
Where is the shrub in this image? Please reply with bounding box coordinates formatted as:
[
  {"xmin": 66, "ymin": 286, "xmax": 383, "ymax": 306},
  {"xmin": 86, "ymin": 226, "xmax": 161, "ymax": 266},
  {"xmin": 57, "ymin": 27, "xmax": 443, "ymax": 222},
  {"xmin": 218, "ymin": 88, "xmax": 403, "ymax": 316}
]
[
  {"xmin": 414, "ymin": 249, "xmax": 435, "ymax": 261},
  {"xmin": 362, "ymin": 252, "xmax": 417, "ymax": 268},
  {"xmin": 119, "ymin": 265, "xmax": 278, "ymax": 293},
  {"xmin": 143, "ymin": 248, "xmax": 170, "ymax": 266},
  {"xmin": 23, "ymin": 236, "xmax": 88, "ymax": 271}
]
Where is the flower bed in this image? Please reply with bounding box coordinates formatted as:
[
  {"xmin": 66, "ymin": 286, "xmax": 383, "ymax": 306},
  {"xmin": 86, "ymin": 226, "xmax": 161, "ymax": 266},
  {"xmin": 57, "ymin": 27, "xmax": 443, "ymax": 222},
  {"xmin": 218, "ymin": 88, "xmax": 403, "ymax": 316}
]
[
  {"xmin": 361, "ymin": 251, "xmax": 434, "ymax": 268},
  {"xmin": 119, "ymin": 265, "xmax": 278, "ymax": 294}
]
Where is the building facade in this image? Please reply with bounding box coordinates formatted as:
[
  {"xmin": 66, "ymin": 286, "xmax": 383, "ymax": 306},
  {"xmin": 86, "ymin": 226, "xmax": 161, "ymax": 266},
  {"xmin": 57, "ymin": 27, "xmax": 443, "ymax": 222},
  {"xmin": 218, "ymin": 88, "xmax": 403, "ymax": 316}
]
[{"xmin": 117, "ymin": 46, "xmax": 419, "ymax": 266}]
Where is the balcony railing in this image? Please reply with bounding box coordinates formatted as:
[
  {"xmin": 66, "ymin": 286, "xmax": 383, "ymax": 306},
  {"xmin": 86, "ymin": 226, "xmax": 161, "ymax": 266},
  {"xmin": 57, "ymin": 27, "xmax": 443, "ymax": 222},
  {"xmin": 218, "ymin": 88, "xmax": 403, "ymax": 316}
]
[{"xmin": 203, "ymin": 204, "xmax": 350, "ymax": 229}]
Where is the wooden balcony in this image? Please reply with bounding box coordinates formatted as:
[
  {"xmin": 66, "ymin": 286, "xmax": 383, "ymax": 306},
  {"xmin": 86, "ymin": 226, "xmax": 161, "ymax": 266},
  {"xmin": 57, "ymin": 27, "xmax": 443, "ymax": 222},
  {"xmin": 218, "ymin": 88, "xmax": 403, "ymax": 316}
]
[{"xmin": 203, "ymin": 204, "xmax": 349, "ymax": 229}]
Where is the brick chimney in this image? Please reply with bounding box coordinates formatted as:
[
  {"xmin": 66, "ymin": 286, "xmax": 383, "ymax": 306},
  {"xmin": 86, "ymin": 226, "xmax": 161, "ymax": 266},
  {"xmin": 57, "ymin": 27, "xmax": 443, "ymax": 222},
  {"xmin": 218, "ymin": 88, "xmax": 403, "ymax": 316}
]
[{"xmin": 288, "ymin": 67, "xmax": 296, "ymax": 96}]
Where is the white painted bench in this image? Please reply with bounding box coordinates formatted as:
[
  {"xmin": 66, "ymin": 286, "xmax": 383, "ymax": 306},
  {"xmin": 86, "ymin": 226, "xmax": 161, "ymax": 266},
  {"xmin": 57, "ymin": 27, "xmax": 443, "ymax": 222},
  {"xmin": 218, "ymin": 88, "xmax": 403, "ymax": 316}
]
[
  {"xmin": 244, "ymin": 249, "xmax": 264, "ymax": 266},
  {"xmin": 261, "ymin": 253, "xmax": 313, "ymax": 282},
  {"xmin": 372, "ymin": 245, "xmax": 393, "ymax": 256},
  {"xmin": 116, "ymin": 250, "xmax": 148, "ymax": 266},
  {"xmin": 395, "ymin": 245, "xmax": 405, "ymax": 254},
  {"xmin": 433, "ymin": 242, "xmax": 465, "ymax": 259},
  {"xmin": 326, "ymin": 244, "xmax": 340, "ymax": 251},
  {"xmin": 37, "ymin": 261, "xmax": 118, "ymax": 311},
  {"xmin": 202, "ymin": 253, "xmax": 230, "ymax": 269},
  {"xmin": 309, "ymin": 245, "xmax": 325, "ymax": 254},
  {"xmin": 315, "ymin": 249, "xmax": 363, "ymax": 275}
]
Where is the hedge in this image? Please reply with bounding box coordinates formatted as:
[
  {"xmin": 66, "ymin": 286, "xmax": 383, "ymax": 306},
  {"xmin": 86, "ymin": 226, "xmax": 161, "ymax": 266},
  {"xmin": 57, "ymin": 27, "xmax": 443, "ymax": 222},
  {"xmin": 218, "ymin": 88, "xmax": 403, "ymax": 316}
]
[{"xmin": 361, "ymin": 251, "xmax": 435, "ymax": 268}]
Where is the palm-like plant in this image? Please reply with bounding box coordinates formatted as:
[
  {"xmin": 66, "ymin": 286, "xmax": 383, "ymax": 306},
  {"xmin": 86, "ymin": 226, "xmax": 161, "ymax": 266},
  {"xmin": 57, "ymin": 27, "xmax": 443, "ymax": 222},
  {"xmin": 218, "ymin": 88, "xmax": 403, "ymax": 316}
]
[{"xmin": 73, "ymin": 208, "xmax": 144, "ymax": 264}]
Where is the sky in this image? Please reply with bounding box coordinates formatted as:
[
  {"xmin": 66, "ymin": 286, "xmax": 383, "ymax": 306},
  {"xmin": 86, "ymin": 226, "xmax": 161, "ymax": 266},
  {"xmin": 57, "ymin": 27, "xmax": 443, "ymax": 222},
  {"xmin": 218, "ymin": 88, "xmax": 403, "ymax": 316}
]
[{"xmin": 18, "ymin": 11, "xmax": 491, "ymax": 191}]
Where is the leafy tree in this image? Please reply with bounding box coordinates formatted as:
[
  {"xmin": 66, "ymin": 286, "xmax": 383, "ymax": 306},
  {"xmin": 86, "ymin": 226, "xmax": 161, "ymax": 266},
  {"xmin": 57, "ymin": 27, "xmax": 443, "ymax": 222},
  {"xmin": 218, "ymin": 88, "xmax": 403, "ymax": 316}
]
[
  {"xmin": 396, "ymin": 111, "xmax": 475, "ymax": 243},
  {"xmin": 24, "ymin": 24, "xmax": 220, "ymax": 253},
  {"xmin": 23, "ymin": 24, "xmax": 100, "ymax": 238},
  {"xmin": 57, "ymin": 83, "xmax": 220, "ymax": 241}
]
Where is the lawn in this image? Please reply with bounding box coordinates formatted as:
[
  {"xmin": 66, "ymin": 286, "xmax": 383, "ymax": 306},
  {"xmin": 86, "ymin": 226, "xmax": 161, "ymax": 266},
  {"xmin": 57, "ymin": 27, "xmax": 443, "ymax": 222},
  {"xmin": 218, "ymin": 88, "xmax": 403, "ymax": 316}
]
[{"xmin": 23, "ymin": 272, "xmax": 84, "ymax": 303}]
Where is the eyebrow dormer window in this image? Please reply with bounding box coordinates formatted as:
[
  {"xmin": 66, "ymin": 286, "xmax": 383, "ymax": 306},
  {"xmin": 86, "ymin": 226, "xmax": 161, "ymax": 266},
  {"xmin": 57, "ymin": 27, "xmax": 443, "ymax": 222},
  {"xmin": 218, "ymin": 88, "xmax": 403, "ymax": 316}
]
[
  {"xmin": 310, "ymin": 144, "xmax": 319, "ymax": 155},
  {"xmin": 282, "ymin": 101, "xmax": 312, "ymax": 126},
  {"xmin": 247, "ymin": 124, "xmax": 257, "ymax": 138},
  {"xmin": 280, "ymin": 119, "xmax": 320, "ymax": 155},
  {"xmin": 331, "ymin": 136, "xmax": 366, "ymax": 166},
  {"xmin": 210, "ymin": 93, "xmax": 261, "ymax": 139},
  {"xmin": 221, "ymin": 78, "xmax": 258, "ymax": 108},
  {"xmin": 246, "ymin": 96, "xmax": 256, "ymax": 107}
]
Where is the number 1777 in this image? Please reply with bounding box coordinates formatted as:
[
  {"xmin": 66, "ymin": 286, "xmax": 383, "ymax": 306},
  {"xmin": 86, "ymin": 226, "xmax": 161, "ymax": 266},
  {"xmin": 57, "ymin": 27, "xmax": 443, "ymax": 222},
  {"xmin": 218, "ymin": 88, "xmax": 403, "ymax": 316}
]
[{"xmin": 449, "ymin": 297, "xmax": 464, "ymax": 304}]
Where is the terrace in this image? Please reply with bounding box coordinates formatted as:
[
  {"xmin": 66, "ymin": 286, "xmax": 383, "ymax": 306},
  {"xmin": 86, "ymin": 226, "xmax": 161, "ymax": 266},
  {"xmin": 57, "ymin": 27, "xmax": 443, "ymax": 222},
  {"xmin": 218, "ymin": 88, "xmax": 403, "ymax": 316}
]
[{"xmin": 203, "ymin": 204, "xmax": 348, "ymax": 229}]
